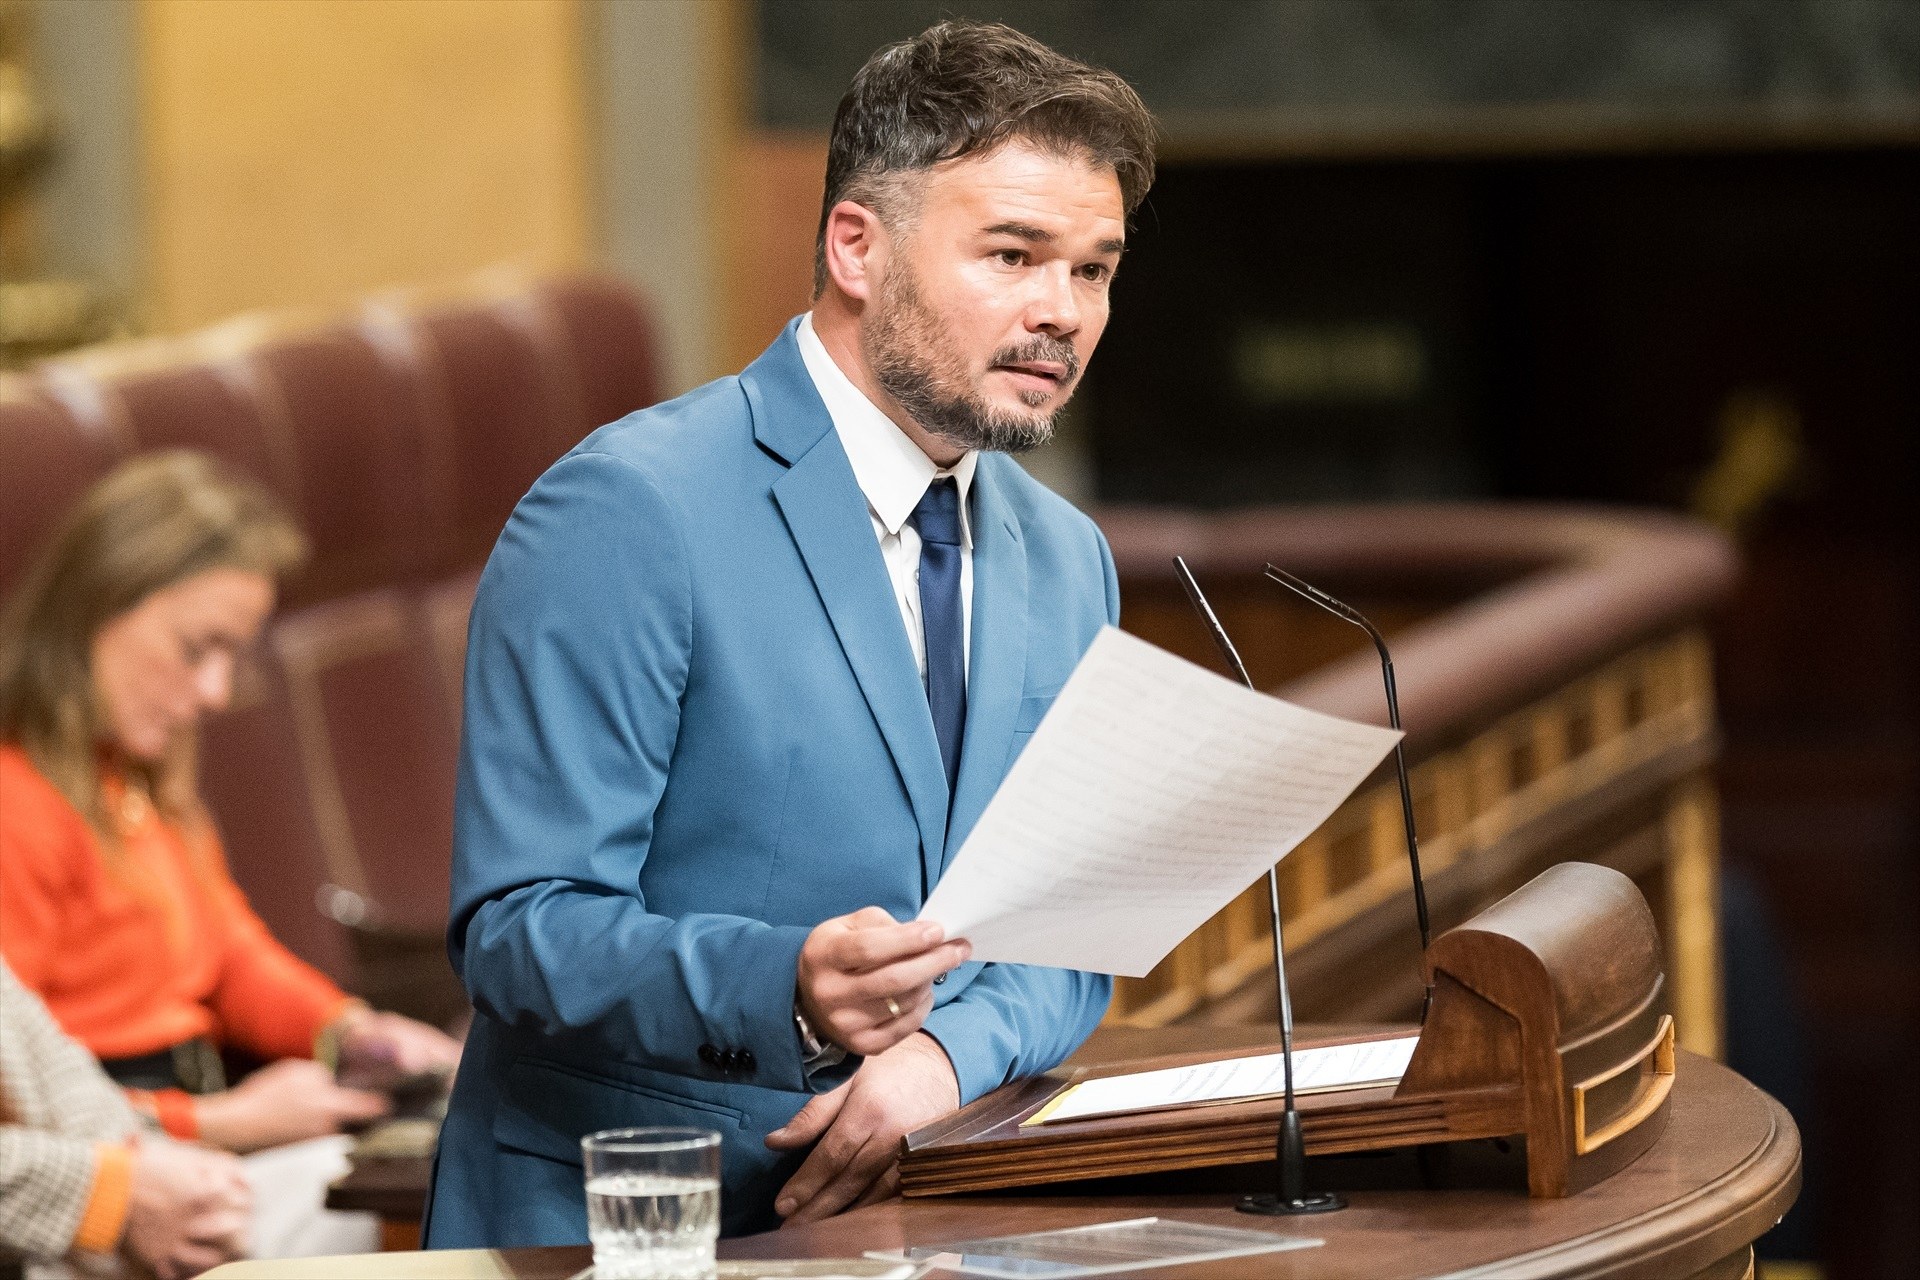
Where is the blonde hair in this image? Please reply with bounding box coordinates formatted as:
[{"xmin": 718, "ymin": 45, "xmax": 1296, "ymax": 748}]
[{"xmin": 0, "ymin": 450, "xmax": 308, "ymax": 837}]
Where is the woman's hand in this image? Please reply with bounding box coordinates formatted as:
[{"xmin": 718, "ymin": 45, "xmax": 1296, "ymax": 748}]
[
  {"xmin": 122, "ymin": 1139, "xmax": 252, "ymax": 1280},
  {"xmin": 191, "ymin": 1059, "xmax": 389, "ymax": 1153},
  {"xmin": 332, "ymin": 1007, "xmax": 463, "ymax": 1091}
]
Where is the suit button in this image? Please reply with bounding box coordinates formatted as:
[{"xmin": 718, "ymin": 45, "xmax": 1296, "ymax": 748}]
[
  {"xmin": 732, "ymin": 1049, "xmax": 756, "ymax": 1075},
  {"xmin": 935, "ymin": 973, "xmax": 947, "ymax": 984},
  {"xmin": 698, "ymin": 1044, "xmax": 721, "ymax": 1067}
]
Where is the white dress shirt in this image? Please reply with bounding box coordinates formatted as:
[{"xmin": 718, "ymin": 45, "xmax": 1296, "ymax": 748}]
[{"xmin": 795, "ymin": 313, "xmax": 975, "ymax": 684}]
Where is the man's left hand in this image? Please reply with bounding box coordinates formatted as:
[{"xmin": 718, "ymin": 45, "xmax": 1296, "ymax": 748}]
[{"xmin": 765, "ymin": 1031, "xmax": 960, "ymax": 1223}]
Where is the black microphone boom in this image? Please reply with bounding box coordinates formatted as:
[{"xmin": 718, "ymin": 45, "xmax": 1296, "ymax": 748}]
[
  {"xmin": 1173, "ymin": 556, "xmax": 1344, "ymax": 1217},
  {"xmin": 1263, "ymin": 563, "xmax": 1434, "ymax": 1019}
]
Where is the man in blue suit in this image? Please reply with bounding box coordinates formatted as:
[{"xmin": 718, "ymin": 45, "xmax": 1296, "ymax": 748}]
[{"xmin": 427, "ymin": 20, "xmax": 1157, "ymax": 1245}]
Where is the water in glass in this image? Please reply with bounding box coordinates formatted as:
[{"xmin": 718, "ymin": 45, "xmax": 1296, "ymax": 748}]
[
  {"xmin": 586, "ymin": 1172, "xmax": 719, "ymax": 1278},
  {"xmin": 583, "ymin": 1127, "xmax": 721, "ymax": 1279}
]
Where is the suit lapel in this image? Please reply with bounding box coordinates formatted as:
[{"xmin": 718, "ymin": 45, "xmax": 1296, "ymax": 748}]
[
  {"xmin": 746, "ymin": 324, "xmax": 951, "ymax": 881},
  {"xmin": 945, "ymin": 456, "xmax": 1027, "ymax": 873}
]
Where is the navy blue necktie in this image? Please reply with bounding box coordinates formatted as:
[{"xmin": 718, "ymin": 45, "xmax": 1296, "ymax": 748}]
[{"xmin": 910, "ymin": 477, "xmax": 966, "ymax": 796}]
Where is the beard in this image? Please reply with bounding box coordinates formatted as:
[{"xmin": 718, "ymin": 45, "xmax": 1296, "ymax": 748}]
[{"xmin": 863, "ymin": 260, "xmax": 1080, "ymax": 455}]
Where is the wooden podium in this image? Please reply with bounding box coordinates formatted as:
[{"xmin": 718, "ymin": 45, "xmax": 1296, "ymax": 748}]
[
  {"xmin": 901, "ymin": 863, "xmax": 1677, "ymax": 1201},
  {"xmin": 210, "ymin": 1031, "xmax": 1800, "ymax": 1279},
  {"xmin": 245, "ymin": 862, "xmax": 1787, "ymax": 1279}
]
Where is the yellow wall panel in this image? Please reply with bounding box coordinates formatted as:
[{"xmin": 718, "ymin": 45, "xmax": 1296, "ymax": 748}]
[{"xmin": 141, "ymin": 0, "xmax": 589, "ymax": 332}]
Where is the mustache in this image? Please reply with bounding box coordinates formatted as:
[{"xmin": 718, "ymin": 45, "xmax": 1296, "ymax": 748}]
[{"xmin": 991, "ymin": 337, "xmax": 1080, "ymax": 384}]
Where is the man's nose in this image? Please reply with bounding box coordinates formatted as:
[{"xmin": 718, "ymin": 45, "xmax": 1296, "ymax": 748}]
[{"xmin": 1026, "ymin": 264, "xmax": 1081, "ymax": 337}]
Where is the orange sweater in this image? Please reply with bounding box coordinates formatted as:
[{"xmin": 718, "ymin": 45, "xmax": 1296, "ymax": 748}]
[{"xmin": 0, "ymin": 745, "xmax": 349, "ymax": 1071}]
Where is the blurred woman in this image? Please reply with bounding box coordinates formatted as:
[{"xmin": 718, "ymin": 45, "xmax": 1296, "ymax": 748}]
[
  {"xmin": 0, "ymin": 451, "xmax": 460, "ymax": 1255},
  {"xmin": 3, "ymin": 960, "xmax": 251, "ymax": 1280}
]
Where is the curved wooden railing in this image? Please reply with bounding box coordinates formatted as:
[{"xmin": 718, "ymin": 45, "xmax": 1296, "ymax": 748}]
[
  {"xmin": 1095, "ymin": 505, "xmax": 1738, "ymax": 1058},
  {"xmin": 1, "ymin": 269, "xmax": 1739, "ymax": 1061}
]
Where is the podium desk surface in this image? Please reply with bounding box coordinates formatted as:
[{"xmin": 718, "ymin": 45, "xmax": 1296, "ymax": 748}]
[{"xmin": 220, "ymin": 1037, "xmax": 1797, "ymax": 1280}]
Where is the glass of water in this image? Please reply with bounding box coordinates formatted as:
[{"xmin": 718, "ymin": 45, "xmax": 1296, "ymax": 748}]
[{"xmin": 582, "ymin": 1127, "xmax": 722, "ymax": 1279}]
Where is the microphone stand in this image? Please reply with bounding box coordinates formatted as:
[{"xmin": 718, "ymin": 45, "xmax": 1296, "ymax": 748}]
[
  {"xmin": 1263, "ymin": 564, "xmax": 1434, "ymax": 1021},
  {"xmin": 1174, "ymin": 557, "xmax": 1344, "ymax": 1216}
]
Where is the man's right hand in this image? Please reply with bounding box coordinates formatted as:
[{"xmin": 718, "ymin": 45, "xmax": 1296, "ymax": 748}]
[
  {"xmin": 122, "ymin": 1139, "xmax": 252, "ymax": 1280},
  {"xmin": 796, "ymin": 907, "xmax": 970, "ymax": 1057},
  {"xmin": 192, "ymin": 1058, "xmax": 390, "ymax": 1153}
]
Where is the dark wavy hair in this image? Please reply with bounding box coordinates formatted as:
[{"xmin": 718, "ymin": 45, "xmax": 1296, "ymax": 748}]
[{"xmin": 813, "ymin": 20, "xmax": 1157, "ymax": 295}]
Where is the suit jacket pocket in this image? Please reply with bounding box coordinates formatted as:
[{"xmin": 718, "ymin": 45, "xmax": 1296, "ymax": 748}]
[
  {"xmin": 1015, "ymin": 691, "xmax": 1059, "ymax": 734},
  {"xmin": 493, "ymin": 1057, "xmax": 746, "ymax": 1167},
  {"xmin": 1006, "ymin": 690, "xmax": 1061, "ymax": 771}
]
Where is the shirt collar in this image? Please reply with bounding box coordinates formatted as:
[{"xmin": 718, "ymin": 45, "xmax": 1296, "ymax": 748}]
[{"xmin": 797, "ymin": 312, "xmax": 976, "ymax": 545}]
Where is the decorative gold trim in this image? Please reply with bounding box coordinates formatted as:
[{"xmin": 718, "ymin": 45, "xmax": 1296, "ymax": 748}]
[
  {"xmin": 1572, "ymin": 1015, "xmax": 1675, "ymax": 1155},
  {"xmin": 1666, "ymin": 774, "xmax": 1726, "ymax": 1059}
]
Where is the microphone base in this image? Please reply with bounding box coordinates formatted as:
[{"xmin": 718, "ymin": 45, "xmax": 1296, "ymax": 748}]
[{"xmin": 1237, "ymin": 1191, "xmax": 1347, "ymax": 1216}]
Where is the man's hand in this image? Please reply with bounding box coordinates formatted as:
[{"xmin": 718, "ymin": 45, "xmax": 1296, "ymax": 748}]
[
  {"xmin": 122, "ymin": 1139, "xmax": 252, "ymax": 1280},
  {"xmin": 796, "ymin": 907, "xmax": 969, "ymax": 1057},
  {"xmin": 192, "ymin": 1059, "xmax": 390, "ymax": 1154},
  {"xmin": 764, "ymin": 1031, "xmax": 960, "ymax": 1224}
]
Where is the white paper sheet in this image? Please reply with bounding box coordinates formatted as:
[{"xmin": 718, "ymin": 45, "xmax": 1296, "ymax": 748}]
[
  {"xmin": 1027, "ymin": 1036, "xmax": 1420, "ymax": 1126},
  {"xmin": 864, "ymin": 1217, "xmax": 1322, "ymax": 1277},
  {"xmin": 918, "ymin": 626, "xmax": 1402, "ymax": 977}
]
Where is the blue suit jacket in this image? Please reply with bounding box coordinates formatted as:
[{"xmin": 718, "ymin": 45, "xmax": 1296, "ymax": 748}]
[{"xmin": 424, "ymin": 322, "xmax": 1117, "ymax": 1246}]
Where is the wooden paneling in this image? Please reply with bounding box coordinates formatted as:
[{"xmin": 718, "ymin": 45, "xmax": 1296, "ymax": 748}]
[
  {"xmin": 1115, "ymin": 630, "xmax": 1726, "ymax": 1061},
  {"xmin": 139, "ymin": 0, "xmax": 591, "ymax": 332}
]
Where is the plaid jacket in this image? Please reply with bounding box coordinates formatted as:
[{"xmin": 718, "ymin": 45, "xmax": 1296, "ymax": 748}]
[{"xmin": 1, "ymin": 962, "xmax": 144, "ymax": 1266}]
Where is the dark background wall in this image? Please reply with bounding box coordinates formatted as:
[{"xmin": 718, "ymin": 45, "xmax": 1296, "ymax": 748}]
[
  {"xmin": 758, "ymin": 0, "xmax": 1920, "ymax": 131},
  {"xmin": 1100, "ymin": 142, "xmax": 1917, "ymax": 1276},
  {"xmin": 1092, "ymin": 144, "xmax": 1920, "ymax": 1276}
]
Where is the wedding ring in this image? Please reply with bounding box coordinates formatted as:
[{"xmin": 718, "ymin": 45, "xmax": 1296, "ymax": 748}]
[{"xmin": 885, "ymin": 996, "xmax": 903, "ymax": 1019}]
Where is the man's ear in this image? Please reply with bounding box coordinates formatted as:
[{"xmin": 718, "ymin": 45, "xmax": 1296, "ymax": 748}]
[{"xmin": 822, "ymin": 200, "xmax": 888, "ymax": 304}]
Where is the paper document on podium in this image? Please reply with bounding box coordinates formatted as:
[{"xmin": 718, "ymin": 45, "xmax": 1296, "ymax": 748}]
[
  {"xmin": 1025, "ymin": 1035, "xmax": 1421, "ymax": 1126},
  {"xmin": 919, "ymin": 626, "xmax": 1402, "ymax": 977}
]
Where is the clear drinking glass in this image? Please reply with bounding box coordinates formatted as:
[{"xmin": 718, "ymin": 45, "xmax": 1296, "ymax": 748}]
[{"xmin": 581, "ymin": 1127, "xmax": 722, "ymax": 1279}]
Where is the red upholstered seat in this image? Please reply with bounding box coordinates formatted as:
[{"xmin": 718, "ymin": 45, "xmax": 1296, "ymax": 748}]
[
  {"xmin": 198, "ymin": 658, "xmax": 356, "ymax": 986},
  {"xmin": 410, "ymin": 299, "xmax": 588, "ymax": 578},
  {"xmin": 420, "ymin": 569, "xmax": 482, "ymax": 723},
  {"xmin": 0, "ymin": 273, "xmax": 666, "ymax": 989},
  {"xmin": 54, "ymin": 358, "xmax": 292, "ymax": 503},
  {"xmin": 268, "ymin": 591, "xmax": 460, "ymax": 937},
  {"xmin": 243, "ymin": 330, "xmax": 441, "ymax": 606},
  {"xmin": 536, "ymin": 274, "xmax": 663, "ymax": 436},
  {"xmin": 0, "ymin": 384, "xmax": 123, "ymax": 599}
]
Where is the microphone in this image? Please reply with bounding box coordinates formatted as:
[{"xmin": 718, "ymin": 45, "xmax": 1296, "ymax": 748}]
[
  {"xmin": 1173, "ymin": 556, "xmax": 1344, "ymax": 1216},
  {"xmin": 1263, "ymin": 564, "xmax": 1434, "ymax": 1019}
]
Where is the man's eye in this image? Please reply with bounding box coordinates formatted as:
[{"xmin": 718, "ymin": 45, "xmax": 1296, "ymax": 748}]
[
  {"xmin": 1080, "ymin": 264, "xmax": 1111, "ymax": 283},
  {"xmin": 994, "ymin": 249, "xmax": 1025, "ymax": 267}
]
